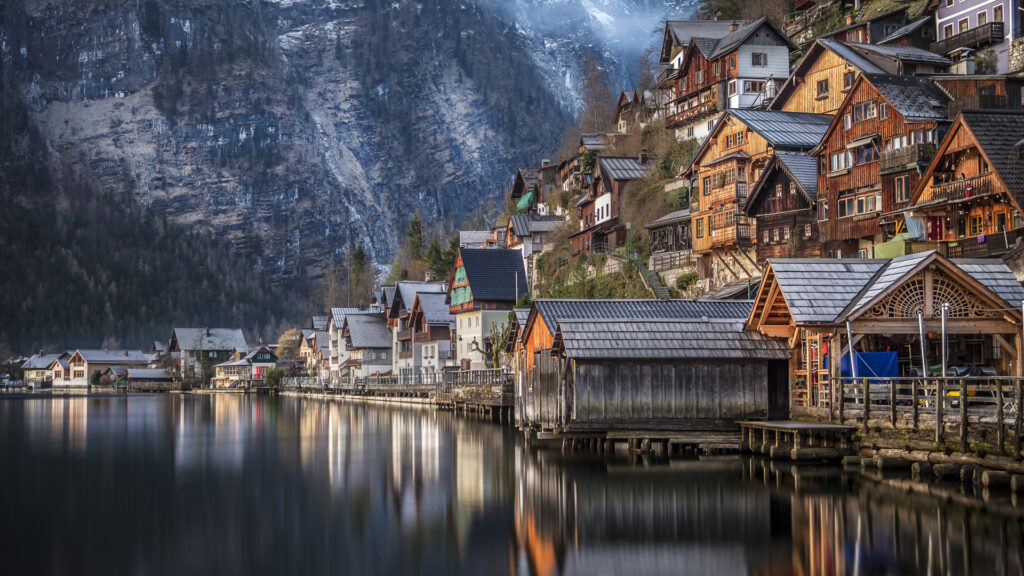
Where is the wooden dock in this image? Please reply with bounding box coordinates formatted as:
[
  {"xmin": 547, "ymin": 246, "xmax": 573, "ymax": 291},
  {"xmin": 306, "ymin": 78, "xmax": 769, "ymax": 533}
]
[{"xmin": 738, "ymin": 420, "xmax": 856, "ymax": 461}]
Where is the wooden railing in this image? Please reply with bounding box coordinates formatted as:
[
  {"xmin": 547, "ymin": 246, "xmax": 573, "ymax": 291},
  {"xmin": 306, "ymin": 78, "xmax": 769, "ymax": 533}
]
[
  {"xmin": 879, "ymin": 143, "xmax": 935, "ymax": 173},
  {"xmin": 926, "ymin": 173, "xmax": 998, "ymax": 203},
  {"xmin": 649, "ymin": 249, "xmax": 694, "ymax": 272},
  {"xmin": 832, "ymin": 376, "xmax": 1024, "ymax": 456},
  {"xmin": 436, "ymin": 369, "xmax": 514, "ymax": 406},
  {"xmin": 949, "ymin": 94, "xmax": 1016, "ymax": 117},
  {"xmin": 930, "ymin": 21, "xmax": 1004, "ymax": 56},
  {"xmin": 945, "ymin": 228, "xmax": 1023, "ymax": 258},
  {"xmin": 396, "ymin": 328, "xmax": 412, "ymax": 341},
  {"xmin": 326, "ymin": 373, "xmax": 441, "ymax": 394},
  {"xmin": 666, "ymin": 92, "xmax": 720, "ymax": 127}
]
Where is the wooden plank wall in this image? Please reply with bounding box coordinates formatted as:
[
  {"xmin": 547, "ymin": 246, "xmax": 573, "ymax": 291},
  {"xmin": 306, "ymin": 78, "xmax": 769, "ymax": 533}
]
[{"xmin": 778, "ymin": 48, "xmax": 859, "ymax": 116}]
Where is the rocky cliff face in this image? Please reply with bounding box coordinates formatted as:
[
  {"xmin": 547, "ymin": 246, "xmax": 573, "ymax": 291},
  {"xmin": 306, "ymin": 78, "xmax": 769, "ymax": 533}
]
[{"xmin": 1, "ymin": 0, "xmax": 694, "ymax": 278}]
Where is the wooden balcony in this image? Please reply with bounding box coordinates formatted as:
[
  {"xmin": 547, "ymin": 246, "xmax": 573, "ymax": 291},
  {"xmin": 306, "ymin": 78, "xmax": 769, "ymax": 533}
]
[
  {"xmin": 396, "ymin": 328, "xmax": 412, "ymax": 341},
  {"xmin": 398, "ymin": 350, "xmax": 413, "ymax": 360},
  {"xmin": 930, "ymin": 21, "xmax": 1004, "ymax": 55},
  {"xmin": 657, "ymin": 66, "xmax": 682, "ymax": 89},
  {"xmin": 927, "ymin": 173, "xmax": 999, "ymax": 204},
  {"xmin": 666, "ymin": 91, "xmax": 720, "ymax": 128},
  {"xmin": 709, "ymin": 224, "xmax": 753, "ymax": 247},
  {"xmin": 879, "ymin": 143, "xmax": 935, "ymax": 174},
  {"xmin": 945, "ymin": 228, "xmax": 1023, "ymax": 258},
  {"xmin": 949, "ymin": 94, "xmax": 1017, "ymax": 118}
]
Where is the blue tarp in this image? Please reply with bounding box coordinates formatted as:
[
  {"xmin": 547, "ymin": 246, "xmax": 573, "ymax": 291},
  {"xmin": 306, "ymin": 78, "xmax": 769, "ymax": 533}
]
[{"xmin": 840, "ymin": 352, "xmax": 899, "ymax": 378}]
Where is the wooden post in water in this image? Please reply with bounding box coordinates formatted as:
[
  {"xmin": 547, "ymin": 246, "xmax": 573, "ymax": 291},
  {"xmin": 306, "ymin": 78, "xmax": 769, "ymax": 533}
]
[
  {"xmin": 937, "ymin": 304, "xmax": 948, "ymax": 447},
  {"xmin": 959, "ymin": 378, "xmax": 968, "ymax": 454},
  {"xmin": 916, "ymin": 311, "xmax": 926, "ymax": 430}
]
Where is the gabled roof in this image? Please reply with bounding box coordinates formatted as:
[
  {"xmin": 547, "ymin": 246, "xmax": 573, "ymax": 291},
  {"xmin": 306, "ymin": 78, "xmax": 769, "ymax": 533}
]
[
  {"xmin": 22, "ymin": 353, "xmax": 64, "ymax": 370},
  {"xmin": 878, "ymin": 15, "xmax": 932, "ymax": 45},
  {"xmin": 344, "ymin": 314, "xmax": 391, "ymax": 349},
  {"xmin": 382, "ymin": 286, "xmax": 397, "ymax": 309},
  {"xmin": 644, "ymin": 209, "xmax": 692, "ymax": 229},
  {"xmin": 512, "ymin": 167, "xmax": 540, "ymax": 198},
  {"xmin": 171, "ymin": 328, "xmax": 247, "ymax": 352},
  {"xmin": 955, "ymin": 259, "xmax": 1024, "ymax": 306},
  {"xmin": 530, "ymin": 299, "xmax": 754, "ymax": 341},
  {"xmin": 554, "ymin": 319, "xmax": 789, "ymax": 361},
  {"xmin": 846, "ymin": 42, "xmax": 950, "ymax": 66},
  {"xmin": 393, "ymin": 281, "xmax": 447, "ymax": 317},
  {"xmin": 126, "ymin": 368, "xmax": 172, "ymax": 380},
  {"xmin": 413, "ymin": 292, "xmax": 455, "ymax": 326},
  {"xmin": 957, "ymin": 110, "xmax": 1024, "ymax": 207},
  {"xmin": 709, "ymin": 17, "xmax": 795, "ymax": 60},
  {"xmin": 762, "ymin": 259, "xmax": 888, "ymax": 323},
  {"xmin": 580, "ymin": 133, "xmax": 612, "ymax": 151},
  {"xmin": 861, "ymin": 73, "xmax": 949, "ymax": 123},
  {"xmin": 744, "ymin": 151, "xmax": 819, "ymax": 215},
  {"xmin": 457, "ymin": 248, "xmax": 528, "ymax": 302},
  {"xmin": 661, "ymin": 20, "xmax": 747, "ymax": 62},
  {"xmin": 509, "ymin": 214, "xmax": 564, "ymax": 237},
  {"xmin": 243, "ymin": 345, "xmax": 276, "ymax": 362},
  {"xmin": 74, "ymin": 349, "xmax": 150, "ymax": 364},
  {"xmin": 692, "ymin": 37, "xmax": 721, "ymax": 58},
  {"xmin": 826, "ymin": 7, "xmax": 906, "ymax": 38},
  {"xmin": 459, "ymin": 230, "xmax": 492, "ymax": 247},
  {"xmin": 330, "ymin": 307, "xmax": 374, "ymax": 329},
  {"xmin": 596, "ymin": 156, "xmax": 656, "ymax": 182},
  {"xmin": 769, "ymin": 39, "xmax": 885, "ymax": 111},
  {"xmin": 687, "ymin": 110, "xmax": 830, "ymax": 174},
  {"xmin": 311, "ymin": 316, "xmax": 328, "ymax": 331}
]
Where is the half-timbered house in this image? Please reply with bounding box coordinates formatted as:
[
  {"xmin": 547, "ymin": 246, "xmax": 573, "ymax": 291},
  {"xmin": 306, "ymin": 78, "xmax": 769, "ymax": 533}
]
[
  {"xmin": 903, "ymin": 110, "xmax": 1024, "ymax": 258},
  {"xmin": 743, "ymin": 151, "xmax": 822, "ymax": 262},
  {"xmin": 811, "ymin": 73, "xmax": 950, "ymax": 258},
  {"xmin": 684, "ymin": 109, "xmax": 831, "ymax": 290},
  {"xmin": 570, "ymin": 152, "xmax": 657, "ymax": 259}
]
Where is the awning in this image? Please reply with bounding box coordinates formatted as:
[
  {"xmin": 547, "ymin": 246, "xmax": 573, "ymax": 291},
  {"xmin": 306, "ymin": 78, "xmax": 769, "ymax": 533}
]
[{"xmin": 846, "ymin": 134, "xmax": 880, "ymax": 149}]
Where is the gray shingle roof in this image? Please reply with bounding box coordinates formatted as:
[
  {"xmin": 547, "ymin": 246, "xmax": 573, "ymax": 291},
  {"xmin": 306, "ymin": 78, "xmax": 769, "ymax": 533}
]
[
  {"xmin": 774, "ymin": 151, "xmax": 819, "ymax": 201},
  {"xmin": 692, "ymin": 37, "xmax": 720, "ymax": 57},
  {"xmin": 953, "ymin": 259, "xmax": 1024, "ymax": 306},
  {"xmin": 770, "ymin": 39, "xmax": 885, "ymax": 112},
  {"xmin": 862, "ymin": 73, "xmax": 950, "ymax": 123},
  {"xmin": 172, "ymin": 328, "xmax": 247, "ymax": 352},
  {"xmin": 666, "ymin": 20, "xmax": 747, "ymax": 50},
  {"xmin": 958, "ymin": 110, "xmax": 1024, "ymax": 207},
  {"xmin": 458, "ymin": 248, "xmax": 528, "ymax": 303},
  {"xmin": 533, "ymin": 299, "xmax": 753, "ymax": 340},
  {"xmin": 728, "ymin": 109, "xmax": 832, "ymax": 149},
  {"xmin": 556, "ymin": 319, "xmax": 790, "ymax": 361},
  {"xmin": 598, "ymin": 156, "xmax": 656, "ymax": 182},
  {"xmin": 312, "ymin": 316, "xmax": 328, "ymax": 331},
  {"xmin": 847, "ymin": 42, "xmax": 951, "ymax": 66},
  {"xmin": 460, "ymin": 230, "xmax": 492, "ymax": 247},
  {"xmin": 22, "ymin": 353, "xmax": 63, "ymax": 370},
  {"xmin": 330, "ymin": 307, "xmax": 374, "ymax": 328},
  {"xmin": 848, "ymin": 251, "xmax": 931, "ymax": 314},
  {"xmin": 645, "ymin": 209, "xmax": 692, "ymax": 229},
  {"xmin": 126, "ymin": 368, "xmax": 172, "ymax": 380},
  {"xmin": 709, "ymin": 17, "xmax": 793, "ymax": 60},
  {"xmin": 515, "ymin": 167, "xmax": 540, "ymax": 195},
  {"xmin": 580, "ymin": 133, "xmax": 612, "ymax": 150},
  {"xmin": 878, "ymin": 15, "xmax": 932, "ymax": 45},
  {"xmin": 510, "ymin": 214, "xmax": 565, "ymax": 237},
  {"xmin": 344, "ymin": 314, "xmax": 391, "ymax": 349},
  {"xmin": 415, "ymin": 292, "xmax": 455, "ymax": 326},
  {"xmin": 76, "ymin": 349, "xmax": 151, "ymax": 364},
  {"xmin": 394, "ymin": 281, "xmax": 447, "ymax": 316},
  {"xmin": 767, "ymin": 259, "xmax": 887, "ymax": 323},
  {"xmin": 383, "ymin": 286, "xmax": 397, "ymax": 308}
]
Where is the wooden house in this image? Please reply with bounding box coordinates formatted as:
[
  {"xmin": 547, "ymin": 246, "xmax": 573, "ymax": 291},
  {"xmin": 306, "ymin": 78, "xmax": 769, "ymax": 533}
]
[
  {"xmin": 770, "ymin": 39, "xmax": 947, "ymax": 116},
  {"xmin": 811, "ymin": 73, "xmax": 950, "ymax": 258},
  {"xmin": 645, "ymin": 209, "xmax": 693, "ymax": 274},
  {"xmin": 510, "ymin": 167, "xmax": 541, "ymax": 213},
  {"xmin": 507, "ymin": 213, "xmax": 564, "ymax": 288},
  {"xmin": 660, "ymin": 18, "xmax": 793, "ymax": 142},
  {"xmin": 341, "ymin": 313, "xmax": 392, "ymax": 378},
  {"xmin": 570, "ymin": 153, "xmax": 657, "ymax": 259},
  {"xmin": 904, "ymin": 110, "xmax": 1024, "ymax": 258},
  {"xmin": 877, "ymin": 15, "xmax": 936, "ymax": 49},
  {"xmin": 169, "ymin": 328, "xmax": 247, "ymax": 383},
  {"xmin": 409, "ymin": 292, "xmax": 456, "ymax": 376},
  {"xmin": 65, "ymin": 349, "xmax": 150, "ymax": 386},
  {"xmin": 746, "ymin": 251, "xmax": 1024, "ymax": 417},
  {"xmin": 389, "ymin": 281, "xmax": 447, "ymax": 377},
  {"xmin": 930, "ymin": 75, "xmax": 1024, "ymax": 116},
  {"xmin": 522, "ymin": 317, "xmax": 789, "ymax": 436},
  {"xmin": 743, "ymin": 151, "xmax": 822, "ymax": 262},
  {"xmin": 447, "ymin": 248, "xmax": 527, "ymax": 370},
  {"xmin": 612, "ymin": 90, "xmax": 638, "ymax": 133},
  {"xmin": 684, "ymin": 109, "xmax": 831, "ymax": 290},
  {"xmin": 822, "ymin": 8, "xmax": 908, "ymax": 44}
]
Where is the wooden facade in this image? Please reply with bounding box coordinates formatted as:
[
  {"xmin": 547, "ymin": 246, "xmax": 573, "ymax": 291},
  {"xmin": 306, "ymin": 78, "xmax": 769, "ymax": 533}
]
[
  {"xmin": 744, "ymin": 154, "xmax": 822, "ymax": 263},
  {"xmin": 812, "ymin": 74, "xmax": 946, "ymax": 257},
  {"xmin": 772, "ymin": 42, "xmax": 865, "ymax": 116},
  {"xmin": 906, "ymin": 111, "xmax": 1024, "ymax": 258},
  {"xmin": 569, "ymin": 156, "xmax": 653, "ymax": 259}
]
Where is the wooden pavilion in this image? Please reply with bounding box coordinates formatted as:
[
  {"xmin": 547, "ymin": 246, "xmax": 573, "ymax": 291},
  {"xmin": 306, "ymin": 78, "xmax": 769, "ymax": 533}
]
[{"xmin": 746, "ymin": 251, "xmax": 1024, "ymax": 418}]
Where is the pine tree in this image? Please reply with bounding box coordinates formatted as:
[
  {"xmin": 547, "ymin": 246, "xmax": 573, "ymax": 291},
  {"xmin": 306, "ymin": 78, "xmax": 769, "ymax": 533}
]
[{"xmin": 407, "ymin": 213, "xmax": 425, "ymax": 262}]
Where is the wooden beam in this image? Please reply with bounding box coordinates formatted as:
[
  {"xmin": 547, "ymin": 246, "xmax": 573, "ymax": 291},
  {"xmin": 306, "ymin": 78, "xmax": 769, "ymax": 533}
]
[
  {"xmin": 758, "ymin": 281, "xmax": 781, "ymax": 329},
  {"xmin": 841, "ymin": 334, "xmax": 864, "ymax": 357},
  {"xmin": 851, "ymin": 319, "xmax": 1018, "ymax": 334},
  {"xmin": 994, "ymin": 333, "xmax": 1018, "ymax": 359}
]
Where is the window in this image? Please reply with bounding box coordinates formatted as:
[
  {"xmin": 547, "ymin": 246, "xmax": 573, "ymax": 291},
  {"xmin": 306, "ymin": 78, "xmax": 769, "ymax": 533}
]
[
  {"xmin": 830, "ymin": 150, "xmax": 853, "ymax": 172},
  {"xmin": 995, "ymin": 5, "xmax": 1004, "ymax": 22},
  {"xmin": 743, "ymin": 80, "xmax": 765, "ymax": 94},
  {"xmin": 714, "ymin": 61, "xmax": 721, "ymax": 76},
  {"xmin": 943, "ymin": 24, "xmax": 954, "ymax": 38},
  {"xmin": 680, "ymin": 79, "xmax": 688, "ymax": 92},
  {"xmin": 804, "ymin": 224, "xmax": 812, "ymax": 238},
  {"xmin": 763, "ymin": 230, "xmax": 770, "ymax": 243},
  {"xmin": 752, "ymin": 52, "xmax": 768, "ymax": 67},
  {"xmin": 816, "ymin": 79, "xmax": 829, "ymax": 97},
  {"xmin": 724, "ymin": 131, "xmax": 744, "ymax": 148},
  {"xmin": 790, "ymin": 182, "xmax": 797, "ymax": 195},
  {"xmin": 687, "ymin": 126, "xmax": 694, "ymax": 138},
  {"xmin": 852, "ymin": 100, "xmax": 877, "ymax": 122},
  {"xmin": 843, "ymin": 71, "xmax": 856, "ymax": 90},
  {"xmin": 843, "ymin": 113, "xmax": 852, "ymax": 130},
  {"xmin": 728, "ymin": 55, "xmax": 736, "ymax": 70},
  {"xmin": 775, "ymin": 183, "xmax": 783, "ymax": 198},
  {"xmin": 696, "ymin": 217, "xmax": 705, "ymax": 238},
  {"xmin": 1014, "ymin": 209, "xmax": 1021, "ymax": 229},
  {"xmin": 958, "ymin": 18, "xmax": 969, "ymax": 33},
  {"xmin": 697, "ymin": 69, "xmax": 703, "ymax": 84},
  {"xmin": 879, "ymin": 103, "xmax": 888, "ymax": 120},
  {"xmin": 970, "ymin": 215, "xmax": 983, "ymax": 236},
  {"xmin": 894, "ymin": 175, "xmax": 910, "ymax": 203},
  {"xmin": 772, "ymin": 228, "xmax": 780, "ymax": 242},
  {"xmin": 702, "ymin": 176, "xmax": 712, "ymax": 195},
  {"xmin": 819, "ymin": 157, "xmax": 827, "ymax": 175},
  {"xmin": 945, "ymin": 0, "xmax": 953, "ymax": 6},
  {"xmin": 977, "ymin": 10, "xmax": 987, "ymax": 26},
  {"xmin": 728, "ymin": 81, "xmax": 737, "ymax": 96},
  {"xmin": 783, "ymin": 227, "xmax": 790, "ymax": 241},
  {"xmin": 838, "ymin": 195, "xmax": 855, "ymax": 218},
  {"xmin": 855, "ymin": 144, "xmax": 877, "ymax": 165},
  {"xmin": 818, "ymin": 199, "xmax": 829, "ymax": 221},
  {"xmin": 707, "ymin": 120, "xmax": 714, "ymax": 132}
]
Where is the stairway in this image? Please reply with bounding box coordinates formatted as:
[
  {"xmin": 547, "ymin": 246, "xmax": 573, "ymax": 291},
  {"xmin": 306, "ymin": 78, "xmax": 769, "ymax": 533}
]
[{"xmin": 610, "ymin": 252, "xmax": 670, "ymax": 299}]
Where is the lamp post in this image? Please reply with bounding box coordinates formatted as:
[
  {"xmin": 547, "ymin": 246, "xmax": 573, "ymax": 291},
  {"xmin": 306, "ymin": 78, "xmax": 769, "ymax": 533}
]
[{"xmin": 626, "ymin": 221, "xmax": 632, "ymax": 260}]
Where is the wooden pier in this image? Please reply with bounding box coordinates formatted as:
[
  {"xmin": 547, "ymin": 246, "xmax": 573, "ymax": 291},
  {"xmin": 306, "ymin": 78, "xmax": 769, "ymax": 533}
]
[{"xmin": 738, "ymin": 420, "xmax": 856, "ymax": 461}]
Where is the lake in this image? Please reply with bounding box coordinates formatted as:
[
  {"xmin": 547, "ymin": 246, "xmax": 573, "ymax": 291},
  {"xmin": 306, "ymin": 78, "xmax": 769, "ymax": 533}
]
[{"xmin": 0, "ymin": 393, "xmax": 1020, "ymax": 575}]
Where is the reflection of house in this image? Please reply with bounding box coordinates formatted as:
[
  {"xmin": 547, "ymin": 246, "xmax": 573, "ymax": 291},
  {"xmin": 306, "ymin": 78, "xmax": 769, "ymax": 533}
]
[
  {"xmin": 21, "ymin": 352, "xmax": 64, "ymax": 388},
  {"xmin": 448, "ymin": 248, "xmax": 527, "ymax": 369},
  {"xmin": 342, "ymin": 313, "xmax": 392, "ymax": 378},
  {"xmin": 743, "ymin": 151, "xmax": 822, "ymax": 263},
  {"xmin": 746, "ymin": 251, "xmax": 1024, "ymax": 417},
  {"xmin": 169, "ymin": 328, "xmax": 247, "ymax": 382},
  {"xmin": 570, "ymin": 153, "xmax": 657, "ymax": 259},
  {"xmin": 685, "ymin": 109, "xmax": 831, "ymax": 290},
  {"xmin": 409, "ymin": 292, "xmax": 456, "ymax": 375},
  {"xmin": 811, "ymin": 73, "xmax": 950, "ymax": 258},
  {"xmin": 904, "ymin": 110, "xmax": 1024, "ymax": 258}
]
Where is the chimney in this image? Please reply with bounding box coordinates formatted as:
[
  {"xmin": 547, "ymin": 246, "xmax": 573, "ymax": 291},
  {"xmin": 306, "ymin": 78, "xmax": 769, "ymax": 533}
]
[
  {"xmin": 728, "ymin": 21, "xmax": 738, "ymax": 33},
  {"xmin": 38, "ymin": 350, "xmax": 43, "ymax": 357},
  {"xmin": 638, "ymin": 148, "xmax": 648, "ymax": 165},
  {"xmin": 541, "ymin": 159, "xmax": 550, "ymax": 167},
  {"xmin": 205, "ymin": 327, "xmax": 211, "ymax": 337},
  {"xmin": 845, "ymin": 15, "xmax": 854, "ymax": 25},
  {"xmin": 124, "ymin": 350, "xmax": 128, "ymax": 357}
]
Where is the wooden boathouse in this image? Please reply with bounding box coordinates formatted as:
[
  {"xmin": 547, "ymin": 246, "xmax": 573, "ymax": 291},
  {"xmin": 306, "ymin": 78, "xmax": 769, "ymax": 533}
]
[{"xmin": 519, "ymin": 303, "xmax": 790, "ymax": 445}]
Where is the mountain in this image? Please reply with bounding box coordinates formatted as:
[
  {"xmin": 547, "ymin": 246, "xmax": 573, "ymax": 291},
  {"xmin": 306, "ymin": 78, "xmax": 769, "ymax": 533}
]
[{"xmin": 0, "ymin": 0, "xmax": 695, "ymax": 349}]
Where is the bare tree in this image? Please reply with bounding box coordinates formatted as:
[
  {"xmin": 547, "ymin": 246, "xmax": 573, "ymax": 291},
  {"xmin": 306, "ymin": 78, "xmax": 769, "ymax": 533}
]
[{"xmin": 579, "ymin": 52, "xmax": 614, "ymax": 133}]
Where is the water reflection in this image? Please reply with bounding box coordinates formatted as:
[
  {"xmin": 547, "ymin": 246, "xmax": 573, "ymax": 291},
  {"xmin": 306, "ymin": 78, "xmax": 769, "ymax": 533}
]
[{"xmin": 0, "ymin": 394, "xmax": 1021, "ymax": 575}]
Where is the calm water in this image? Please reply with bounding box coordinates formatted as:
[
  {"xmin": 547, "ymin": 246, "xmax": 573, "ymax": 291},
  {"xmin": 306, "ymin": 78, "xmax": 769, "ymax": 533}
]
[{"xmin": 0, "ymin": 394, "xmax": 1022, "ymax": 576}]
